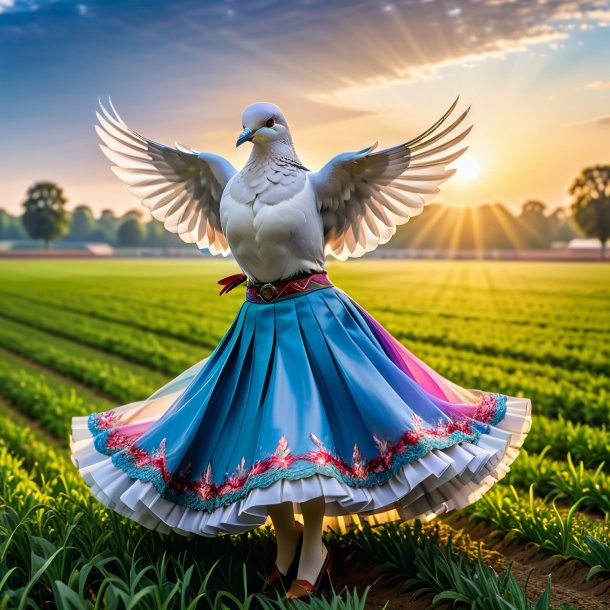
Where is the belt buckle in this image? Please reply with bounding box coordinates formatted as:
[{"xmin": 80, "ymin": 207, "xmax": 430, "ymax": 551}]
[{"xmin": 259, "ymin": 282, "xmax": 279, "ymax": 302}]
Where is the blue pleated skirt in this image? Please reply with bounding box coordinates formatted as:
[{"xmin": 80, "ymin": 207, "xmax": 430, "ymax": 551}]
[{"xmin": 71, "ymin": 284, "xmax": 531, "ymax": 536}]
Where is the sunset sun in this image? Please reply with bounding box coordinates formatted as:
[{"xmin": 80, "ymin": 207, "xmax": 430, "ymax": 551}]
[{"xmin": 453, "ymin": 155, "xmax": 481, "ymax": 181}]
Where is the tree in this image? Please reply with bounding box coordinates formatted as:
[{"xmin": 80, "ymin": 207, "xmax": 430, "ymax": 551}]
[
  {"xmin": 519, "ymin": 199, "xmax": 552, "ymax": 248},
  {"xmin": 548, "ymin": 208, "xmax": 580, "ymax": 243},
  {"xmin": 145, "ymin": 221, "xmax": 166, "ymax": 247},
  {"xmin": 122, "ymin": 208, "xmax": 143, "ymax": 221},
  {"xmin": 117, "ymin": 218, "xmax": 145, "ymax": 246},
  {"xmin": 569, "ymin": 165, "xmax": 610, "ymax": 259},
  {"xmin": 521, "ymin": 200, "xmax": 546, "ymax": 215},
  {"xmin": 98, "ymin": 209, "xmax": 118, "ymax": 243},
  {"xmin": 21, "ymin": 182, "xmax": 70, "ymax": 248},
  {"xmin": 88, "ymin": 228, "xmax": 110, "ymax": 243},
  {"xmin": 0, "ymin": 210, "xmax": 27, "ymax": 240},
  {"xmin": 67, "ymin": 205, "xmax": 95, "ymax": 241}
]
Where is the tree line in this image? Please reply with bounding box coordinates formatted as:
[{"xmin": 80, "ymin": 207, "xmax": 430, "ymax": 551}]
[
  {"xmin": 1, "ymin": 165, "xmax": 609, "ymax": 255},
  {"xmin": 0, "ymin": 183, "xmax": 188, "ymax": 249}
]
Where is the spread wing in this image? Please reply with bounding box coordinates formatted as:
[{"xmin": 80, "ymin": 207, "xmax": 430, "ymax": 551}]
[
  {"xmin": 95, "ymin": 100, "xmax": 237, "ymax": 256},
  {"xmin": 310, "ymin": 96, "xmax": 471, "ymax": 260}
]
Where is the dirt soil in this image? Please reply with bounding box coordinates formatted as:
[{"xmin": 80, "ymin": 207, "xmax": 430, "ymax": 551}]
[{"xmin": 327, "ymin": 516, "xmax": 610, "ymax": 610}]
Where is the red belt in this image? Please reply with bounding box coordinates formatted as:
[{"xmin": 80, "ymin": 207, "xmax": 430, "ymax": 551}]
[{"xmin": 217, "ymin": 271, "xmax": 332, "ymax": 303}]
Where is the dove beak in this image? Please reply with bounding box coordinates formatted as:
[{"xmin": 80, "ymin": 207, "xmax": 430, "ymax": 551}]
[{"xmin": 236, "ymin": 128, "xmax": 255, "ymax": 147}]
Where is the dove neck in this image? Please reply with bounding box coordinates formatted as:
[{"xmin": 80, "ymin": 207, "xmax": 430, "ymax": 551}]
[{"xmin": 247, "ymin": 139, "xmax": 302, "ymax": 165}]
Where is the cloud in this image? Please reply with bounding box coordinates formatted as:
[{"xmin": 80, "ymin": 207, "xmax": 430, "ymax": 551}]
[
  {"xmin": 580, "ymin": 80, "xmax": 610, "ymax": 89},
  {"xmin": 313, "ymin": 27, "xmax": 570, "ymax": 104},
  {"xmin": 589, "ymin": 115, "xmax": 610, "ymax": 126},
  {"xmin": 2, "ymin": 3, "xmax": 609, "ymax": 92},
  {"xmin": 1, "ymin": 0, "xmax": 610, "ymax": 146},
  {"xmin": 197, "ymin": 0, "xmax": 610, "ymax": 105},
  {"xmin": 551, "ymin": 7, "xmax": 610, "ymax": 21},
  {"xmin": 0, "ymin": 0, "xmax": 68, "ymax": 14},
  {"xmin": 564, "ymin": 114, "xmax": 610, "ymax": 127}
]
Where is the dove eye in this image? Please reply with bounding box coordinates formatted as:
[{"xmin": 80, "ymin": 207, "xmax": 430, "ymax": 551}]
[{"xmin": 266, "ymin": 118, "xmax": 275, "ymax": 128}]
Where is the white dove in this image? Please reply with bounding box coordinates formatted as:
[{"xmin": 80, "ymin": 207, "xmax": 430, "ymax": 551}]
[{"xmin": 95, "ymin": 97, "xmax": 471, "ymax": 284}]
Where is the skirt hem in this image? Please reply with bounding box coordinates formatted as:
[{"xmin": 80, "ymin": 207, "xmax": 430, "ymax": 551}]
[{"xmin": 70, "ymin": 395, "xmax": 531, "ymax": 537}]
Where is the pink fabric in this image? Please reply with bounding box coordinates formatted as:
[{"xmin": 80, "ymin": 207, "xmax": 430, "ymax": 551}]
[{"xmin": 355, "ymin": 304, "xmax": 480, "ymax": 407}]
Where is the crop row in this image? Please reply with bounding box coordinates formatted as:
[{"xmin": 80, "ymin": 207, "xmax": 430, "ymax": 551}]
[
  {"xmin": 504, "ymin": 449, "xmax": 609, "ymax": 516},
  {"xmin": 523, "ymin": 415, "xmax": 609, "ymax": 467},
  {"xmin": 362, "ymin": 295, "xmax": 610, "ymax": 334},
  {"xmin": 0, "ymin": 297, "xmax": 204, "ymax": 376},
  {"xmin": 354, "ymin": 287, "xmax": 610, "ymax": 335},
  {"xmin": 0, "ymin": 351, "xmax": 112, "ymax": 440},
  {"xmin": 0, "ymin": 317, "xmax": 167, "ymax": 404},
  {"xmin": 0, "ymin": 265, "xmax": 238, "ymax": 325},
  {"xmin": 376, "ymin": 311, "xmax": 610, "ymax": 376},
  {"xmin": 339, "ymin": 262, "xmax": 610, "ymax": 330},
  {"xmin": 0, "ymin": 288, "xmax": 233, "ymax": 348},
  {"xmin": 0, "ymin": 406, "xmax": 79, "ymax": 494},
  {"xmin": 465, "ymin": 484, "xmax": 610, "ymax": 572}
]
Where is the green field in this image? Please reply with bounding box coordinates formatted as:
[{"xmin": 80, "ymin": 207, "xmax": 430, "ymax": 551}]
[{"xmin": 0, "ymin": 259, "xmax": 608, "ymax": 609}]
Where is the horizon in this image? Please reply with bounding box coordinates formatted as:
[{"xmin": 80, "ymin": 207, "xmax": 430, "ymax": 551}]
[{"xmin": 1, "ymin": 0, "xmax": 609, "ymax": 218}]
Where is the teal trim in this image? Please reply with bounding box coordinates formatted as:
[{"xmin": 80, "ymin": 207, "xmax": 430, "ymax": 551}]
[{"xmin": 88, "ymin": 393, "xmax": 508, "ymax": 513}]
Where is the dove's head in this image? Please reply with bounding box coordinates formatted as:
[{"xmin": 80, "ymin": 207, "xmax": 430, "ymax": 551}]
[{"xmin": 236, "ymin": 102, "xmax": 291, "ymax": 148}]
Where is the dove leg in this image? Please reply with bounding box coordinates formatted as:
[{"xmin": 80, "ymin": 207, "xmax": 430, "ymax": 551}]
[
  {"xmin": 267, "ymin": 502, "xmax": 300, "ymax": 575},
  {"xmin": 296, "ymin": 496, "xmax": 327, "ymax": 584}
]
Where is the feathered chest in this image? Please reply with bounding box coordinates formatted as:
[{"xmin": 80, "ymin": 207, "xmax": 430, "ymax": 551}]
[
  {"xmin": 228, "ymin": 156, "xmax": 307, "ymax": 205},
  {"xmin": 221, "ymin": 173, "xmax": 314, "ymax": 245},
  {"xmin": 220, "ymin": 169, "xmax": 323, "ymax": 270},
  {"xmin": 219, "ymin": 152, "xmax": 324, "ymax": 280}
]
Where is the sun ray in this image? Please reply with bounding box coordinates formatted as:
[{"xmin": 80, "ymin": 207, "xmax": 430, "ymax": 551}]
[
  {"xmin": 471, "ymin": 205, "xmax": 484, "ymax": 255},
  {"xmin": 488, "ymin": 203, "xmax": 527, "ymax": 250},
  {"xmin": 446, "ymin": 205, "xmax": 467, "ymax": 257},
  {"xmin": 409, "ymin": 203, "xmax": 451, "ymax": 249}
]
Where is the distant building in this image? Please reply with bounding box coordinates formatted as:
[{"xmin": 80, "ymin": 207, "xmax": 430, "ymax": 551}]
[{"xmin": 566, "ymin": 239, "xmax": 603, "ymax": 250}]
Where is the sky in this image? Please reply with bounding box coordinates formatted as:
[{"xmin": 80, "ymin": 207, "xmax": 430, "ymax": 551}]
[{"xmin": 1, "ymin": 0, "xmax": 609, "ymax": 217}]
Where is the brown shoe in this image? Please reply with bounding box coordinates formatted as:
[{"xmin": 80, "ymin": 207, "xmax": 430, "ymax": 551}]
[
  {"xmin": 285, "ymin": 540, "xmax": 331, "ymax": 599},
  {"xmin": 262, "ymin": 520, "xmax": 304, "ymax": 594}
]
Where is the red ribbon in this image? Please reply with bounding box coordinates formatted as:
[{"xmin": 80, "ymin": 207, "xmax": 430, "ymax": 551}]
[{"xmin": 217, "ymin": 273, "xmax": 248, "ymax": 295}]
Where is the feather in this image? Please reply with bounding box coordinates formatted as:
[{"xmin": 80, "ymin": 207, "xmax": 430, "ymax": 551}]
[
  {"xmin": 95, "ymin": 100, "xmax": 237, "ymax": 256},
  {"xmin": 310, "ymin": 98, "xmax": 470, "ymax": 260}
]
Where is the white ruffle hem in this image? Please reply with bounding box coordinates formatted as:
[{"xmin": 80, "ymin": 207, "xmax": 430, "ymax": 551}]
[{"xmin": 70, "ymin": 395, "xmax": 531, "ymax": 536}]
